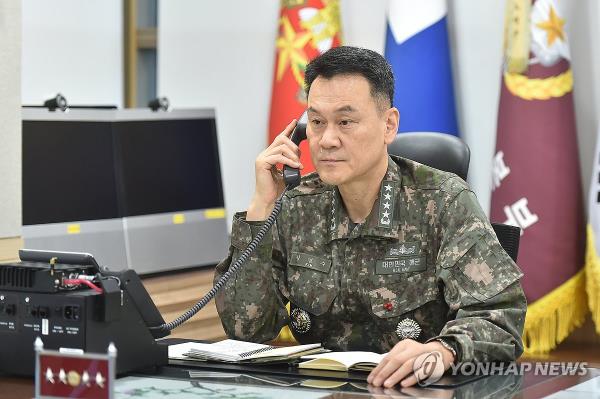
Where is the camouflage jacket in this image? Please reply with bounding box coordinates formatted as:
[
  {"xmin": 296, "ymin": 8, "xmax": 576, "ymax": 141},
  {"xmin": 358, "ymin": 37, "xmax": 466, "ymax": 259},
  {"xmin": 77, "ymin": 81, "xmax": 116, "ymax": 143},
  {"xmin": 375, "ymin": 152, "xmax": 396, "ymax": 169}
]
[{"xmin": 214, "ymin": 155, "xmax": 526, "ymax": 363}]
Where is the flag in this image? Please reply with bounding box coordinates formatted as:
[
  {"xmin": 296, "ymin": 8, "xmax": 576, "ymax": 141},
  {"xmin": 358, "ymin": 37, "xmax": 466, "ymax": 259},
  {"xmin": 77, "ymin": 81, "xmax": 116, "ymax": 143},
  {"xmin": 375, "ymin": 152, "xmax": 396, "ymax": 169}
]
[
  {"xmin": 268, "ymin": 0, "xmax": 342, "ymax": 174},
  {"xmin": 585, "ymin": 128, "xmax": 600, "ymax": 335},
  {"xmin": 490, "ymin": 0, "xmax": 586, "ymax": 354},
  {"xmin": 384, "ymin": 0, "xmax": 459, "ymax": 136}
]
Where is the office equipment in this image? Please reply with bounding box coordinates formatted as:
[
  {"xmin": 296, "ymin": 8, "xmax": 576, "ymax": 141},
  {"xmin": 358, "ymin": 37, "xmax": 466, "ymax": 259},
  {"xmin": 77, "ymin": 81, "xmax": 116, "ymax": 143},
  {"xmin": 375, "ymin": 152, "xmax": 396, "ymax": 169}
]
[
  {"xmin": 0, "ymin": 250, "xmax": 168, "ymax": 376},
  {"xmin": 22, "ymin": 107, "xmax": 228, "ymax": 274}
]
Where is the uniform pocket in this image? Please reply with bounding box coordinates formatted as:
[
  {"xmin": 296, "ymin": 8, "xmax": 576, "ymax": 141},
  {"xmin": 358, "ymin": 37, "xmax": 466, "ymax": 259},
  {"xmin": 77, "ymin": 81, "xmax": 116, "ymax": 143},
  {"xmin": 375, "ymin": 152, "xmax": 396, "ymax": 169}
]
[{"xmin": 287, "ymin": 251, "xmax": 337, "ymax": 316}]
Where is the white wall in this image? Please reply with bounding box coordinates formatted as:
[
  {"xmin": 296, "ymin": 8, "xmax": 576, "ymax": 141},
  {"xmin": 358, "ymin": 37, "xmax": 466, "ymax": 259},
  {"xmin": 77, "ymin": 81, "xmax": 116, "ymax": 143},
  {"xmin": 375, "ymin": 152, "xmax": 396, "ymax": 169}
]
[
  {"xmin": 22, "ymin": 0, "xmax": 123, "ymax": 107},
  {"xmin": 157, "ymin": 0, "xmax": 600, "ymax": 221},
  {"xmin": 0, "ymin": 0, "xmax": 21, "ymax": 238}
]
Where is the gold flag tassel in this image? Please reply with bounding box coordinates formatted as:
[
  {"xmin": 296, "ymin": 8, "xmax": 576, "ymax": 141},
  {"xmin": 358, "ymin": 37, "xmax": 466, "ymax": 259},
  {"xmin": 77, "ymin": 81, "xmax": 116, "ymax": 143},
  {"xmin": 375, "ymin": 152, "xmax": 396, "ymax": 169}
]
[
  {"xmin": 523, "ymin": 267, "xmax": 588, "ymax": 355},
  {"xmin": 586, "ymin": 224, "xmax": 600, "ymax": 334},
  {"xmin": 503, "ymin": 0, "xmax": 531, "ymax": 75}
]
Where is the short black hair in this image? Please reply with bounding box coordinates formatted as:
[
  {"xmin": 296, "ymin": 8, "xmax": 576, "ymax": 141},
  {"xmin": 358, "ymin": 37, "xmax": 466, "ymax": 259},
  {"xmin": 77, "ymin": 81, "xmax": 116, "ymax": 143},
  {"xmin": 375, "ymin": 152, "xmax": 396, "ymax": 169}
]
[{"xmin": 304, "ymin": 46, "xmax": 395, "ymax": 109}]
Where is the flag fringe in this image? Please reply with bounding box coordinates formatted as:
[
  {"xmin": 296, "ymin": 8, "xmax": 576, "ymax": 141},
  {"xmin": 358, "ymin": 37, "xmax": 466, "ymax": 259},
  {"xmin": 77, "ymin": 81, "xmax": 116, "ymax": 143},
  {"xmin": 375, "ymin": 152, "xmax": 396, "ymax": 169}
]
[
  {"xmin": 523, "ymin": 268, "xmax": 587, "ymax": 355},
  {"xmin": 585, "ymin": 224, "xmax": 600, "ymax": 335}
]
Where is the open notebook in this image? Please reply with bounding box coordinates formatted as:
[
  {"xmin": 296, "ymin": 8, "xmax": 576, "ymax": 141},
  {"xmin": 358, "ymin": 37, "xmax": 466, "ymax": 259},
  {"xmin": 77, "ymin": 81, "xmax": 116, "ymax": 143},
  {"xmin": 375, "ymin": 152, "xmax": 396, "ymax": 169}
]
[
  {"xmin": 169, "ymin": 339, "xmax": 324, "ymax": 364},
  {"xmin": 298, "ymin": 351, "xmax": 385, "ymax": 372}
]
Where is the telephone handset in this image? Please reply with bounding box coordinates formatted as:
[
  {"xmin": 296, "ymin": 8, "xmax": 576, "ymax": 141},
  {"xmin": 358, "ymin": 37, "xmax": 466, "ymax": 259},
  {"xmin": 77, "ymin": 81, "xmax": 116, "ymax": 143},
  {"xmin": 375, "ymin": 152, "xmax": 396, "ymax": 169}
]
[{"xmin": 283, "ymin": 110, "xmax": 308, "ymax": 189}]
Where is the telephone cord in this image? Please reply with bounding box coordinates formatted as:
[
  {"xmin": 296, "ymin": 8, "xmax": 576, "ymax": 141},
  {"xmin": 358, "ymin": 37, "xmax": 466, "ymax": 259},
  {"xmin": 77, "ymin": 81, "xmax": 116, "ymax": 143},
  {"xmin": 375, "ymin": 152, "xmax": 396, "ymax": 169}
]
[{"xmin": 149, "ymin": 188, "xmax": 288, "ymax": 333}]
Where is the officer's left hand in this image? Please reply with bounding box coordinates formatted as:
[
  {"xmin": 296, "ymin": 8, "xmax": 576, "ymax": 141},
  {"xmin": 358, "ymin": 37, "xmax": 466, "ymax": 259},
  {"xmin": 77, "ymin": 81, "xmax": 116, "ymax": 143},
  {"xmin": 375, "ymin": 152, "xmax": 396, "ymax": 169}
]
[{"xmin": 367, "ymin": 339, "xmax": 455, "ymax": 388}]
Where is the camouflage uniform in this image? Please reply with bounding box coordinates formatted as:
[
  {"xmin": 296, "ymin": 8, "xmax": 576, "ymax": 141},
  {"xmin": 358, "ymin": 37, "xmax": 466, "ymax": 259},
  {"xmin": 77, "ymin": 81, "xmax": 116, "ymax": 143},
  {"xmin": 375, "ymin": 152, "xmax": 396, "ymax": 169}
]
[{"xmin": 214, "ymin": 155, "xmax": 526, "ymax": 363}]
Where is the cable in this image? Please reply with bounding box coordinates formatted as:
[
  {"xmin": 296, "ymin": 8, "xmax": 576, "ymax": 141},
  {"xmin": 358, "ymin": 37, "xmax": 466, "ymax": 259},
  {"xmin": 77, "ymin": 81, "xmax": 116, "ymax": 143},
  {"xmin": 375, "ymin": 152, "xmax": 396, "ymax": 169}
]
[
  {"xmin": 63, "ymin": 279, "xmax": 103, "ymax": 293},
  {"xmin": 150, "ymin": 187, "xmax": 289, "ymax": 333}
]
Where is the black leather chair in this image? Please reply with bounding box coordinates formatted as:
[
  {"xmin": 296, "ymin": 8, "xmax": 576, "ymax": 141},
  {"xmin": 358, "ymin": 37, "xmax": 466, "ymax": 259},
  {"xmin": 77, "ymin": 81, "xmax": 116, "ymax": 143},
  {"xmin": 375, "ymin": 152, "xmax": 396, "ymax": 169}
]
[{"xmin": 388, "ymin": 132, "xmax": 520, "ymax": 261}]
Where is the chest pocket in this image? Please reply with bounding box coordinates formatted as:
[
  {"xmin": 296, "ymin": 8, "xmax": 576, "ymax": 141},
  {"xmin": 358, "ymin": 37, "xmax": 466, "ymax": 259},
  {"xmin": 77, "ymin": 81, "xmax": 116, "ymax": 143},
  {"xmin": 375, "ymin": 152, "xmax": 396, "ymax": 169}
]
[
  {"xmin": 286, "ymin": 251, "xmax": 338, "ymax": 316},
  {"xmin": 368, "ymin": 270, "xmax": 439, "ymax": 319}
]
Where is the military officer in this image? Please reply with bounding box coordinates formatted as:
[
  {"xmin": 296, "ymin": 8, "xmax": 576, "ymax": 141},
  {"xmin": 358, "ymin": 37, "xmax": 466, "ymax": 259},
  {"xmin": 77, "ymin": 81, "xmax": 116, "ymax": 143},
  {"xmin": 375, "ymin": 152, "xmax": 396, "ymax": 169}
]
[{"xmin": 214, "ymin": 46, "xmax": 526, "ymax": 388}]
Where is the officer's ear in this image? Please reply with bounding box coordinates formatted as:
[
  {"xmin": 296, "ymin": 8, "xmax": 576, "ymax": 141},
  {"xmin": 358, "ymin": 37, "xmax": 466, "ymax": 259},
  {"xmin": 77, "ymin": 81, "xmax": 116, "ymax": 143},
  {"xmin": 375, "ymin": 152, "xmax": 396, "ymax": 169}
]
[{"xmin": 384, "ymin": 107, "xmax": 399, "ymax": 145}]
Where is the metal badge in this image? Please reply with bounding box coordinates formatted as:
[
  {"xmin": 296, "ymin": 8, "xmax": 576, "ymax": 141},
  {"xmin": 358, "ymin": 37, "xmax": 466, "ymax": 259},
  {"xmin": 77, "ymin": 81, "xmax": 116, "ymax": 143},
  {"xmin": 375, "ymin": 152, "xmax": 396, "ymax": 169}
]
[
  {"xmin": 290, "ymin": 308, "xmax": 312, "ymax": 334},
  {"xmin": 396, "ymin": 318, "xmax": 422, "ymax": 340}
]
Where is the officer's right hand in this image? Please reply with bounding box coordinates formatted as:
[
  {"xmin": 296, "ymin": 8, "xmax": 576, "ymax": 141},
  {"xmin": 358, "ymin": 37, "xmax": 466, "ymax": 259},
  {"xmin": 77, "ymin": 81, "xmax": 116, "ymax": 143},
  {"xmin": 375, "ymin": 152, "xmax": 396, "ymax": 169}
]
[{"xmin": 247, "ymin": 119, "xmax": 303, "ymax": 221}]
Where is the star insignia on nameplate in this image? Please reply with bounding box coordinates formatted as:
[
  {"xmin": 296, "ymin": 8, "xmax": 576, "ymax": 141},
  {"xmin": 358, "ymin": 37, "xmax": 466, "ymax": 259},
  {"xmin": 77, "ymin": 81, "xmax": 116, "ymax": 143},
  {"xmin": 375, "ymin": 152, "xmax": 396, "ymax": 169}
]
[
  {"xmin": 396, "ymin": 318, "xmax": 422, "ymax": 340},
  {"xmin": 290, "ymin": 308, "xmax": 311, "ymax": 334},
  {"xmin": 45, "ymin": 367, "xmax": 55, "ymax": 384},
  {"xmin": 95, "ymin": 372, "xmax": 106, "ymax": 388},
  {"xmin": 59, "ymin": 368, "xmax": 67, "ymax": 384},
  {"xmin": 384, "ymin": 184, "xmax": 392, "ymax": 191},
  {"xmin": 384, "ymin": 193, "xmax": 391, "ymax": 201},
  {"xmin": 383, "ymin": 202, "xmax": 390, "ymax": 209},
  {"xmin": 82, "ymin": 371, "xmax": 91, "ymax": 387}
]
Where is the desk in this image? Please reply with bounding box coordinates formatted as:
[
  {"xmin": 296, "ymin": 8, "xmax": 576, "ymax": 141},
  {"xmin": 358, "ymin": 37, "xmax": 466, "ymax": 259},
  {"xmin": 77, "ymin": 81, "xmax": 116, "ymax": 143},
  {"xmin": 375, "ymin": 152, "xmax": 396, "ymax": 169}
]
[{"xmin": 2, "ymin": 366, "xmax": 600, "ymax": 398}]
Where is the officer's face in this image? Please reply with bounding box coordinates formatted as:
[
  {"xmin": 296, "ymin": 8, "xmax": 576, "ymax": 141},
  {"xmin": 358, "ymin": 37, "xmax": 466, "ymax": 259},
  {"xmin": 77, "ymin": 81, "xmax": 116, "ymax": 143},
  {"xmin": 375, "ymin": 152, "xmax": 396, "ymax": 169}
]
[{"xmin": 306, "ymin": 74, "xmax": 398, "ymax": 187}]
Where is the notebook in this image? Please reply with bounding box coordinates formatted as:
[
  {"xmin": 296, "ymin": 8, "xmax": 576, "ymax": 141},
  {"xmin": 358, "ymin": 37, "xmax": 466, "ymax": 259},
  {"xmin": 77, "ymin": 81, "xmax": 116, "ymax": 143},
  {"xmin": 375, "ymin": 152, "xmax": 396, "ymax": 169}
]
[
  {"xmin": 168, "ymin": 339, "xmax": 324, "ymax": 364},
  {"xmin": 298, "ymin": 351, "xmax": 385, "ymax": 372}
]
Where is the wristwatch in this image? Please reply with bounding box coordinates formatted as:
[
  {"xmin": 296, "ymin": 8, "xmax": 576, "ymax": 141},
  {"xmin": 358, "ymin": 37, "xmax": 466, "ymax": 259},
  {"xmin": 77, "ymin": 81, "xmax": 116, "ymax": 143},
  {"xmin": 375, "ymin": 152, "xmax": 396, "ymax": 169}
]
[{"xmin": 436, "ymin": 338, "xmax": 458, "ymax": 362}]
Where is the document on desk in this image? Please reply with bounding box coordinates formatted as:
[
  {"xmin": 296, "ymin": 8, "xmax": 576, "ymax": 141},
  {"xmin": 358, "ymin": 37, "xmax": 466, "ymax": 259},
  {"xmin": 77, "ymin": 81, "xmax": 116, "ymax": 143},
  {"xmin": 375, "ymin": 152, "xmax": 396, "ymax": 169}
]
[{"xmin": 169, "ymin": 339, "xmax": 325, "ymax": 364}]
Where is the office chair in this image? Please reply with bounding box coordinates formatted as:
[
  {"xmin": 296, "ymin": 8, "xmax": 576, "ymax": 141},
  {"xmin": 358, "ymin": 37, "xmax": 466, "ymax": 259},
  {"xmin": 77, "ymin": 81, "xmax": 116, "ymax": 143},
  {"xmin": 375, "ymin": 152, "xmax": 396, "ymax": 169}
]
[{"xmin": 388, "ymin": 132, "xmax": 520, "ymax": 262}]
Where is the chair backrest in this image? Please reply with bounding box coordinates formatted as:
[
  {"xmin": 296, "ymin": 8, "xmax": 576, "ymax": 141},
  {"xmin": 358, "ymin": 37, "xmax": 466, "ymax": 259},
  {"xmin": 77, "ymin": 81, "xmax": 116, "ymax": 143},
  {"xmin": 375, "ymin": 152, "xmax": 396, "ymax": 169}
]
[
  {"xmin": 387, "ymin": 132, "xmax": 520, "ymax": 262},
  {"xmin": 388, "ymin": 132, "xmax": 470, "ymax": 181},
  {"xmin": 490, "ymin": 223, "xmax": 520, "ymax": 262}
]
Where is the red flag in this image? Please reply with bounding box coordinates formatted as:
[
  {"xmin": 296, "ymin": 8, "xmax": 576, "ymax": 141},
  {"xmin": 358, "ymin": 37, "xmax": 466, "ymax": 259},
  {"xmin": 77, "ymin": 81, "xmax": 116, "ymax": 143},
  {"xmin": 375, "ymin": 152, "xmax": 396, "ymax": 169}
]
[
  {"xmin": 490, "ymin": 0, "xmax": 586, "ymax": 354},
  {"xmin": 268, "ymin": 0, "xmax": 342, "ymax": 173}
]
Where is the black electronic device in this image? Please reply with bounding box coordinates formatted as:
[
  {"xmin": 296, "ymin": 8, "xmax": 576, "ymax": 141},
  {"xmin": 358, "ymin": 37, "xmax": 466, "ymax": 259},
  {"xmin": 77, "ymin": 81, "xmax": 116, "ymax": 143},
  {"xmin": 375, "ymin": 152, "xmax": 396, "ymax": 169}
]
[
  {"xmin": 0, "ymin": 250, "xmax": 169, "ymax": 376},
  {"xmin": 283, "ymin": 110, "xmax": 308, "ymax": 189}
]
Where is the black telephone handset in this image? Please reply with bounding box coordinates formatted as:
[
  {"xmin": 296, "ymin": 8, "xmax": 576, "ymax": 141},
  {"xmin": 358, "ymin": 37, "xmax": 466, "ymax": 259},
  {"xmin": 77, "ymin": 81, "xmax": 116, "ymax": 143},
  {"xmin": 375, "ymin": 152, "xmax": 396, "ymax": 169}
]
[{"xmin": 283, "ymin": 110, "xmax": 308, "ymax": 189}]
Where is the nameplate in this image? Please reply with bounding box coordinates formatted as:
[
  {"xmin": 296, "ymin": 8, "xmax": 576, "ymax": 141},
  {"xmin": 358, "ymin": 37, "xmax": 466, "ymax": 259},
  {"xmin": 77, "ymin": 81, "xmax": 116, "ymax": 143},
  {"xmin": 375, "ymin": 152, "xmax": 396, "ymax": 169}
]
[
  {"xmin": 290, "ymin": 252, "xmax": 332, "ymax": 273},
  {"xmin": 376, "ymin": 256, "xmax": 426, "ymax": 274}
]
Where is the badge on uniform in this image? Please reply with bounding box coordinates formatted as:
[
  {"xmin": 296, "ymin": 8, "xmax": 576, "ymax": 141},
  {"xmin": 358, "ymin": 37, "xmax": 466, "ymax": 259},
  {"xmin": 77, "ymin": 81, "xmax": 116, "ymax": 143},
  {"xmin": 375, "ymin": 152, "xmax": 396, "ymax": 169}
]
[
  {"xmin": 396, "ymin": 318, "xmax": 421, "ymax": 340},
  {"xmin": 378, "ymin": 180, "xmax": 397, "ymax": 228},
  {"xmin": 290, "ymin": 308, "xmax": 311, "ymax": 334}
]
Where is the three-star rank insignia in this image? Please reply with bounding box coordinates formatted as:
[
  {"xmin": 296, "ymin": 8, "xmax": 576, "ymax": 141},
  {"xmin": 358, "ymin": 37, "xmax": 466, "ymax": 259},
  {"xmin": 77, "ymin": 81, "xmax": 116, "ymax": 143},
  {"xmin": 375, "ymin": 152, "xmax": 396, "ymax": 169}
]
[
  {"xmin": 396, "ymin": 318, "xmax": 422, "ymax": 340},
  {"xmin": 290, "ymin": 308, "xmax": 312, "ymax": 334},
  {"xmin": 378, "ymin": 181, "xmax": 397, "ymax": 228}
]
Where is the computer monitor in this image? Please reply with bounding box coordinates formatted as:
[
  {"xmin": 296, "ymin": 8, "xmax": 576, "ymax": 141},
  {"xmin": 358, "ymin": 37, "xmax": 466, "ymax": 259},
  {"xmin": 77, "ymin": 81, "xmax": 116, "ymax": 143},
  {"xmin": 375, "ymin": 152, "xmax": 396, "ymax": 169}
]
[
  {"xmin": 113, "ymin": 109, "xmax": 228, "ymax": 274},
  {"xmin": 22, "ymin": 108, "xmax": 228, "ymax": 274}
]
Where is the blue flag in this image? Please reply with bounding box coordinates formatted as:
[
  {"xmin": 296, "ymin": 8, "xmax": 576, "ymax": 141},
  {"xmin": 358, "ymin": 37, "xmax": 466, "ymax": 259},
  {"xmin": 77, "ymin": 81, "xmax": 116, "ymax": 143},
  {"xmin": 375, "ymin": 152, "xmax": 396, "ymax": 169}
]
[{"xmin": 384, "ymin": 0, "xmax": 459, "ymax": 136}]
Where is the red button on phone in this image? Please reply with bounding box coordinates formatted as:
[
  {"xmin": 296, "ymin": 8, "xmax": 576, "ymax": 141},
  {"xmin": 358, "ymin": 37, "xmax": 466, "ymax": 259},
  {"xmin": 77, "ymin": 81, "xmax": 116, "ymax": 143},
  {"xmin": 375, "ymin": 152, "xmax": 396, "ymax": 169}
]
[{"xmin": 384, "ymin": 302, "xmax": 393, "ymax": 311}]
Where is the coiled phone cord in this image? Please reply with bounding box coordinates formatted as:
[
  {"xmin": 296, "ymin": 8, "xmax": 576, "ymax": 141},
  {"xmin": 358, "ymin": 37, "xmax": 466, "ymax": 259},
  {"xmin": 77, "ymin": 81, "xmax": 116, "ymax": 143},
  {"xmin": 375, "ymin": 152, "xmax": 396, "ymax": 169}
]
[{"xmin": 149, "ymin": 187, "xmax": 288, "ymax": 333}]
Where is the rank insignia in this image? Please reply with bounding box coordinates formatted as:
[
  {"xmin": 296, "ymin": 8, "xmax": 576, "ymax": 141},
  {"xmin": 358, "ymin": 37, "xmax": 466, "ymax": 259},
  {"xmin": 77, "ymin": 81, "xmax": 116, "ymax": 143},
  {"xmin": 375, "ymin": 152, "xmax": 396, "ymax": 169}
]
[
  {"xmin": 290, "ymin": 308, "xmax": 311, "ymax": 334},
  {"xmin": 378, "ymin": 181, "xmax": 397, "ymax": 228},
  {"xmin": 396, "ymin": 318, "xmax": 421, "ymax": 340}
]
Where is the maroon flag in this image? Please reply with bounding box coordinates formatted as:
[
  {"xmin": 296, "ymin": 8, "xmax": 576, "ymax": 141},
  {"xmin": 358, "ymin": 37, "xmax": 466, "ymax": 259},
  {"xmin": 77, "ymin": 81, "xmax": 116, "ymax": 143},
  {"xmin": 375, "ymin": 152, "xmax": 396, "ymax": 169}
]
[{"xmin": 490, "ymin": 0, "xmax": 586, "ymax": 354}]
